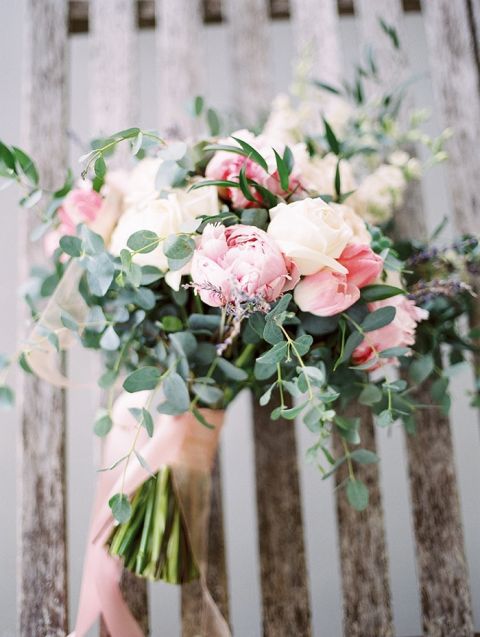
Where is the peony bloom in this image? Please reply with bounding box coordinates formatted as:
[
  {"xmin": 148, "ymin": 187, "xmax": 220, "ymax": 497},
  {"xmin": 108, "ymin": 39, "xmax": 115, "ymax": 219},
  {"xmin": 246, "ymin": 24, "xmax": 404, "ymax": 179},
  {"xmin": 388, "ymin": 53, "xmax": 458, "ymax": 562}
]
[
  {"xmin": 347, "ymin": 164, "xmax": 406, "ymax": 224},
  {"xmin": 267, "ymin": 197, "xmax": 353, "ymax": 275},
  {"xmin": 44, "ymin": 187, "xmax": 103, "ymax": 256},
  {"xmin": 190, "ymin": 223, "xmax": 299, "ymax": 308},
  {"xmin": 205, "ymin": 129, "xmax": 300, "ymax": 209},
  {"xmin": 109, "ymin": 187, "xmax": 219, "ymax": 289},
  {"xmin": 352, "ymin": 295, "xmax": 429, "ymax": 369},
  {"xmin": 294, "ymin": 243, "xmax": 383, "ymax": 316}
]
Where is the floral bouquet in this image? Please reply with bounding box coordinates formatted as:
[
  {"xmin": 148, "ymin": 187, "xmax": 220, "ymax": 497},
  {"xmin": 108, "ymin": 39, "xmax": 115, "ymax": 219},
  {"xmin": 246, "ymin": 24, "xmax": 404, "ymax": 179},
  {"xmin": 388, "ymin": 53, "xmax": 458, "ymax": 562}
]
[{"xmin": 0, "ymin": 75, "xmax": 446, "ymax": 633}]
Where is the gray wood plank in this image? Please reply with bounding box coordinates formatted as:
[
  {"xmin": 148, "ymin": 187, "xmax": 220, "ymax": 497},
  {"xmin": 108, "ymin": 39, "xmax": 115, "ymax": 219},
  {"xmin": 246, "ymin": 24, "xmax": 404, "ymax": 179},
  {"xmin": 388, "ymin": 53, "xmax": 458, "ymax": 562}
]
[
  {"xmin": 253, "ymin": 397, "xmax": 312, "ymax": 637},
  {"xmin": 333, "ymin": 406, "xmax": 394, "ymax": 637},
  {"xmin": 18, "ymin": 1, "xmax": 69, "ymax": 635}
]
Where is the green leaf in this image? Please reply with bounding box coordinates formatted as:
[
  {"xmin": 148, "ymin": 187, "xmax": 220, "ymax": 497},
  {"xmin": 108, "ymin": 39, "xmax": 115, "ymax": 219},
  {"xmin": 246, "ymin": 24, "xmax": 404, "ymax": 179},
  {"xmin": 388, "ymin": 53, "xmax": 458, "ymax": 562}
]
[
  {"xmin": 94, "ymin": 155, "xmax": 107, "ymax": 178},
  {"xmin": 0, "ymin": 386, "xmax": 14, "ymax": 409},
  {"xmin": 346, "ymin": 478, "xmax": 369, "ymax": 511},
  {"xmin": 81, "ymin": 225, "xmax": 105, "ymax": 255},
  {"xmin": 350, "ymin": 449, "xmax": 379, "ymax": 465},
  {"xmin": 360, "ymin": 285, "xmax": 404, "ymax": 302},
  {"xmin": 188, "ymin": 314, "xmax": 221, "ymax": 333},
  {"xmin": 192, "ymin": 406, "xmax": 215, "ymax": 429},
  {"xmin": 240, "ymin": 208, "xmax": 269, "ymax": 230},
  {"xmin": 163, "ymin": 234, "xmax": 195, "ymax": 270},
  {"xmin": 123, "ymin": 366, "xmax": 161, "ymax": 393},
  {"xmin": 98, "ymin": 369, "xmax": 118, "ymax": 389},
  {"xmin": 273, "ymin": 149, "xmax": 289, "ymax": 191},
  {"xmin": 127, "ymin": 229, "xmax": 160, "ymax": 254},
  {"xmin": 292, "ymin": 334, "xmax": 313, "ymax": 356},
  {"xmin": 192, "ymin": 383, "xmax": 223, "ymax": 405},
  {"xmin": 339, "ymin": 330, "xmax": 364, "ymax": 365},
  {"xmin": 60, "ymin": 311, "xmax": 79, "ymax": 332},
  {"xmin": 283, "ymin": 146, "xmax": 294, "ymax": 174},
  {"xmin": 409, "ymin": 354, "xmax": 434, "ymax": 384},
  {"xmin": 155, "ymin": 160, "xmax": 187, "ymax": 189},
  {"xmin": 59, "ymin": 235, "xmax": 83, "ymax": 257},
  {"xmin": 359, "ymin": 384, "xmax": 382, "ymax": 406},
  {"xmin": 100, "ymin": 326, "xmax": 120, "ymax": 351},
  {"xmin": 21, "ymin": 188, "xmax": 42, "ymax": 208},
  {"xmin": 161, "ymin": 316, "xmax": 184, "ymax": 332},
  {"xmin": 312, "ymin": 80, "xmax": 342, "ymax": 95},
  {"xmin": 193, "ymin": 95, "xmax": 204, "ymax": 116},
  {"xmin": 256, "ymin": 341, "xmax": 289, "ymax": 366},
  {"xmin": 189, "ymin": 178, "xmax": 240, "ymax": 191},
  {"xmin": 379, "ymin": 346, "xmax": 410, "ymax": 358},
  {"xmin": 109, "ymin": 493, "xmax": 132, "ymax": 523},
  {"xmin": 12, "ymin": 146, "xmax": 39, "ymax": 184},
  {"xmin": 158, "ymin": 141, "xmax": 187, "ymax": 162},
  {"xmin": 238, "ymin": 163, "xmax": 257, "ymax": 202},
  {"xmin": 216, "ymin": 357, "xmax": 248, "ymax": 381},
  {"xmin": 86, "ymin": 253, "xmax": 115, "ymax": 296},
  {"xmin": 376, "ymin": 409, "xmax": 394, "ymax": 427},
  {"xmin": 207, "ymin": 108, "xmax": 221, "ymax": 136},
  {"xmin": 323, "ymin": 117, "xmax": 341, "ymax": 155},
  {"xmin": 94, "ymin": 412, "xmax": 113, "ymax": 437},
  {"xmin": 231, "ymin": 136, "xmax": 268, "ymax": 172},
  {"xmin": 129, "ymin": 407, "xmax": 154, "ymax": 437},
  {"xmin": 163, "ymin": 372, "xmax": 190, "ymax": 413},
  {"xmin": 362, "ymin": 306, "xmax": 396, "ymax": 332}
]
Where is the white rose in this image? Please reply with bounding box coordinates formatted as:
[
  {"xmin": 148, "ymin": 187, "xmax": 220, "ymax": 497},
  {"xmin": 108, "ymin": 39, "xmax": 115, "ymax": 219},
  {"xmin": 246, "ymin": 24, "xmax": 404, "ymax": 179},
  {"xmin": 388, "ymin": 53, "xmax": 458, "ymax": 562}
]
[
  {"xmin": 347, "ymin": 164, "xmax": 406, "ymax": 224},
  {"xmin": 330, "ymin": 203, "xmax": 371, "ymax": 245},
  {"xmin": 109, "ymin": 186, "xmax": 219, "ymax": 288},
  {"xmin": 267, "ymin": 197, "xmax": 352, "ymax": 275},
  {"xmin": 293, "ymin": 148, "xmax": 357, "ymax": 197},
  {"xmin": 262, "ymin": 94, "xmax": 304, "ymax": 147},
  {"xmin": 125, "ymin": 157, "xmax": 163, "ymax": 206}
]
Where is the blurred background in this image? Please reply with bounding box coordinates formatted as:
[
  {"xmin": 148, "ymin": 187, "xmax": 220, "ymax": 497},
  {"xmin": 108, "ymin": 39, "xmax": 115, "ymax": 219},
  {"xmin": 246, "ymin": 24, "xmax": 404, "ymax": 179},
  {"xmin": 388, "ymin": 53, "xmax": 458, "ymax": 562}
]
[{"xmin": 1, "ymin": 1, "xmax": 479, "ymax": 636}]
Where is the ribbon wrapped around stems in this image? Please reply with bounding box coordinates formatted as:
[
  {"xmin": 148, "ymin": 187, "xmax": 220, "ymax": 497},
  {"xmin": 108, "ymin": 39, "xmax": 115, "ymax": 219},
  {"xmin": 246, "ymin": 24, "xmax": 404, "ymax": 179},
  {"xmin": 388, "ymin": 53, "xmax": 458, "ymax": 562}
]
[{"xmin": 69, "ymin": 392, "xmax": 230, "ymax": 637}]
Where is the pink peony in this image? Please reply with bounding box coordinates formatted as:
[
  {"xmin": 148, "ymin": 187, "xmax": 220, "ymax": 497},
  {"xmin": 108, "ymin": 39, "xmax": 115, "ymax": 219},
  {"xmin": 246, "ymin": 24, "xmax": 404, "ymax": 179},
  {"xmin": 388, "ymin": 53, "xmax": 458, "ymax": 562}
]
[
  {"xmin": 352, "ymin": 295, "xmax": 429, "ymax": 369},
  {"xmin": 294, "ymin": 243, "xmax": 383, "ymax": 317},
  {"xmin": 44, "ymin": 188, "xmax": 103, "ymax": 256},
  {"xmin": 190, "ymin": 223, "xmax": 299, "ymax": 308}
]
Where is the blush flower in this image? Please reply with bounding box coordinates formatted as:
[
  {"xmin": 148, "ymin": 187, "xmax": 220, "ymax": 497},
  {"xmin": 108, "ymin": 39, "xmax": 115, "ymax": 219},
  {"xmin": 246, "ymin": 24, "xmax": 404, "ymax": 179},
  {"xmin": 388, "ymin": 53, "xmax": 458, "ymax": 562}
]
[
  {"xmin": 294, "ymin": 243, "xmax": 383, "ymax": 316},
  {"xmin": 205, "ymin": 130, "xmax": 300, "ymax": 209},
  {"xmin": 44, "ymin": 187, "xmax": 103, "ymax": 256},
  {"xmin": 190, "ymin": 223, "xmax": 299, "ymax": 309},
  {"xmin": 352, "ymin": 295, "xmax": 429, "ymax": 369}
]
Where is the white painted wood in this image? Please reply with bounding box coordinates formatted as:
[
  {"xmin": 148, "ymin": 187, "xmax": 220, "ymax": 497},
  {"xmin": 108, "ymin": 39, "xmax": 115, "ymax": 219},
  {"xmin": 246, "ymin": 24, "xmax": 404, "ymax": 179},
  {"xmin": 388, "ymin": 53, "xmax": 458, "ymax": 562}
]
[
  {"xmin": 155, "ymin": 0, "xmax": 204, "ymax": 136},
  {"xmin": 422, "ymin": 0, "xmax": 480, "ymax": 234},
  {"xmin": 223, "ymin": 0, "xmax": 271, "ymax": 124},
  {"xmin": 19, "ymin": 1, "xmax": 69, "ymax": 635},
  {"xmin": 290, "ymin": 0, "xmax": 343, "ymax": 85}
]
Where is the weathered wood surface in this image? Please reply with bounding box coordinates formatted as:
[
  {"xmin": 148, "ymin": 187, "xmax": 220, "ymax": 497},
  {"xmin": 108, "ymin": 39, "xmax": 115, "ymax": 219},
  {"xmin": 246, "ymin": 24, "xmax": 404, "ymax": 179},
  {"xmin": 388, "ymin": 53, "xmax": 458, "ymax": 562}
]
[
  {"xmin": 181, "ymin": 454, "xmax": 230, "ymax": 635},
  {"xmin": 290, "ymin": 0, "xmax": 343, "ymax": 84},
  {"xmin": 155, "ymin": 0, "xmax": 204, "ymax": 136},
  {"xmin": 333, "ymin": 407, "xmax": 394, "ymax": 637},
  {"xmin": 252, "ymin": 398, "xmax": 311, "ymax": 637},
  {"xmin": 224, "ymin": 0, "xmax": 271, "ymax": 124},
  {"xmin": 90, "ymin": 3, "xmax": 148, "ymax": 634},
  {"xmin": 19, "ymin": 1, "xmax": 69, "ymax": 635},
  {"xmin": 357, "ymin": 1, "xmax": 475, "ymax": 632},
  {"xmin": 405, "ymin": 382, "xmax": 474, "ymax": 637},
  {"xmin": 67, "ymin": 0, "xmax": 422, "ymax": 33}
]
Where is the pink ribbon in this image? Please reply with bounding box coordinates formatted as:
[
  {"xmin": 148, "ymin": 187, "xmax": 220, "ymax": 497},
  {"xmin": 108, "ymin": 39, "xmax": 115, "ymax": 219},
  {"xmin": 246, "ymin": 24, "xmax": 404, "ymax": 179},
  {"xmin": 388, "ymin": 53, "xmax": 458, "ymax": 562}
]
[{"xmin": 69, "ymin": 393, "xmax": 228, "ymax": 637}]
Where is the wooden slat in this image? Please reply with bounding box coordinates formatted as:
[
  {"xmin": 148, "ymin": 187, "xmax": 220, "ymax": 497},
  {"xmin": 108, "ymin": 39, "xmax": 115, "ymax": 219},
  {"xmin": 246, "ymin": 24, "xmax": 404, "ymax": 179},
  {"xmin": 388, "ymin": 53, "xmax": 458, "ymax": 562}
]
[
  {"xmin": 18, "ymin": 2, "xmax": 69, "ymax": 635},
  {"xmin": 355, "ymin": 1, "xmax": 475, "ymax": 633},
  {"xmin": 68, "ymin": 0, "xmax": 422, "ymax": 32},
  {"xmin": 333, "ymin": 408, "xmax": 393, "ymax": 637},
  {"xmin": 181, "ymin": 455, "xmax": 230, "ymax": 635},
  {"xmin": 253, "ymin": 398, "xmax": 312, "ymax": 636},
  {"xmin": 155, "ymin": 0, "xmax": 204, "ymax": 136},
  {"xmin": 290, "ymin": 0, "xmax": 343, "ymax": 84},
  {"xmin": 405, "ymin": 381, "xmax": 474, "ymax": 636},
  {"xmin": 89, "ymin": 3, "xmax": 148, "ymax": 634},
  {"xmin": 223, "ymin": 0, "xmax": 271, "ymax": 123}
]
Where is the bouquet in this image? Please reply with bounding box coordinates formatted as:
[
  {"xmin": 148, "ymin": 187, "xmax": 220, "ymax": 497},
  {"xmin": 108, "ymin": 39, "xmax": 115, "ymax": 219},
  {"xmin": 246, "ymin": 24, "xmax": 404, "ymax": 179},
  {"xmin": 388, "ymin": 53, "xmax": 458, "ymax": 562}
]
[{"xmin": 0, "ymin": 65, "xmax": 454, "ymax": 633}]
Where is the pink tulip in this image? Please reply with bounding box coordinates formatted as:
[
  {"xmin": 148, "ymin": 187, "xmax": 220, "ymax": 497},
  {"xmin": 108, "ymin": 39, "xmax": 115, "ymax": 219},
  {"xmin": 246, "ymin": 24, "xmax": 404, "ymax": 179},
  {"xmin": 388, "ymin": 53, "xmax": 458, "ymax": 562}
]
[
  {"xmin": 294, "ymin": 243, "xmax": 383, "ymax": 317},
  {"xmin": 191, "ymin": 223, "xmax": 299, "ymax": 309},
  {"xmin": 352, "ymin": 295, "xmax": 429, "ymax": 369}
]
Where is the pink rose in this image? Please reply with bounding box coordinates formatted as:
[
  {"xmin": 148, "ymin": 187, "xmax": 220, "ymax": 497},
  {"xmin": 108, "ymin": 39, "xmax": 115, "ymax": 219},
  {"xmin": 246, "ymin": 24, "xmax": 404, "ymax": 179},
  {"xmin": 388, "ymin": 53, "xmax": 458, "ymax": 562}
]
[
  {"xmin": 294, "ymin": 243, "xmax": 383, "ymax": 317},
  {"xmin": 191, "ymin": 223, "xmax": 299, "ymax": 308},
  {"xmin": 205, "ymin": 135, "xmax": 300, "ymax": 210},
  {"xmin": 352, "ymin": 295, "xmax": 429, "ymax": 369},
  {"xmin": 44, "ymin": 188, "xmax": 103, "ymax": 256}
]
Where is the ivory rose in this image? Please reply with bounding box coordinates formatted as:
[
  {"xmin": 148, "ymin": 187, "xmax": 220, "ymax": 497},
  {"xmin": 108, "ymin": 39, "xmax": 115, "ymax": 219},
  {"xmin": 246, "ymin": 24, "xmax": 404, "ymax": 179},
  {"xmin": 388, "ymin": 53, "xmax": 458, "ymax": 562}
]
[
  {"xmin": 352, "ymin": 295, "xmax": 429, "ymax": 368},
  {"xmin": 347, "ymin": 164, "xmax": 406, "ymax": 224},
  {"xmin": 294, "ymin": 244, "xmax": 383, "ymax": 316},
  {"xmin": 205, "ymin": 129, "xmax": 301, "ymax": 209},
  {"xmin": 331, "ymin": 203, "xmax": 371, "ymax": 245},
  {"xmin": 267, "ymin": 197, "xmax": 353, "ymax": 275},
  {"xmin": 293, "ymin": 149, "xmax": 357, "ymax": 198},
  {"xmin": 44, "ymin": 187, "xmax": 103, "ymax": 256},
  {"xmin": 190, "ymin": 223, "xmax": 299, "ymax": 308},
  {"xmin": 109, "ymin": 186, "xmax": 219, "ymax": 289}
]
